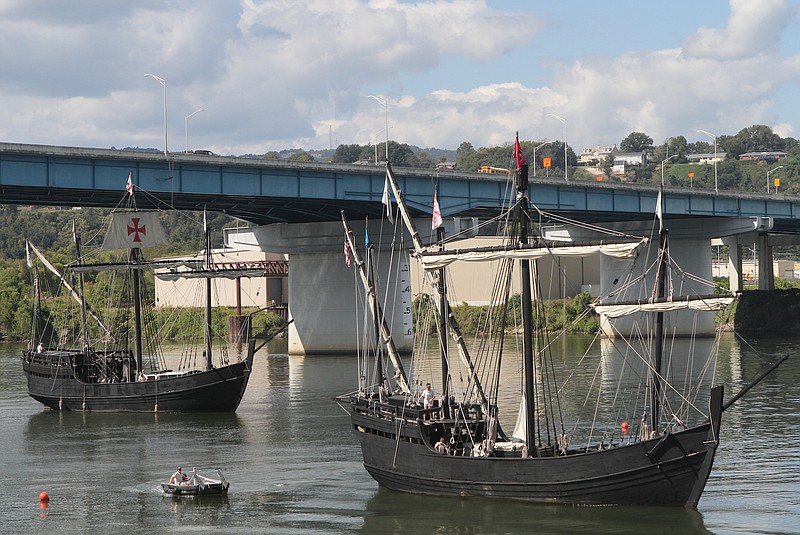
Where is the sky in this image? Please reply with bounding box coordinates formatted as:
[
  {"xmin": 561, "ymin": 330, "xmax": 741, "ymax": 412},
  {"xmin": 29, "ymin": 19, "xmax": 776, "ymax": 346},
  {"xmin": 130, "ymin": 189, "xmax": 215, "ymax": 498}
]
[{"xmin": 1, "ymin": 0, "xmax": 799, "ymax": 156}]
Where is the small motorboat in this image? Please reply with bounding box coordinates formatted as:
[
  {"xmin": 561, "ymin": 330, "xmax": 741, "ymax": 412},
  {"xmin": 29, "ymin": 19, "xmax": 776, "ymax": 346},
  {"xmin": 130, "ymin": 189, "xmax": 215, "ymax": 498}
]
[{"xmin": 161, "ymin": 467, "xmax": 229, "ymax": 496}]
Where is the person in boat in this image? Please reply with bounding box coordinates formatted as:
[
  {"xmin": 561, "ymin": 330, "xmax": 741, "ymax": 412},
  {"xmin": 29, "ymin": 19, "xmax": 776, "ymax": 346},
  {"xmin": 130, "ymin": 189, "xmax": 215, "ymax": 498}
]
[
  {"xmin": 419, "ymin": 383, "xmax": 434, "ymax": 409},
  {"xmin": 169, "ymin": 467, "xmax": 189, "ymax": 485},
  {"xmin": 435, "ymin": 437, "xmax": 449, "ymax": 454},
  {"xmin": 136, "ymin": 370, "xmax": 147, "ymax": 382},
  {"xmin": 36, "ymin": 343, "xmax": 43, "ymax": 353}
]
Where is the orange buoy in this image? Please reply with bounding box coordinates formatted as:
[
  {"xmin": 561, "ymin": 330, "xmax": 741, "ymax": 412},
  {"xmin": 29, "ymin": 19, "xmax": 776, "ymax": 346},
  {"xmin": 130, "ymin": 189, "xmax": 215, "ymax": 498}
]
[
  {"xmin": 39, "ymin": 491, "xmax": 49, "ymax": 503},
  {"xmin": 621, "ymin": 422, "xmax": 629, "ymax": 435}
]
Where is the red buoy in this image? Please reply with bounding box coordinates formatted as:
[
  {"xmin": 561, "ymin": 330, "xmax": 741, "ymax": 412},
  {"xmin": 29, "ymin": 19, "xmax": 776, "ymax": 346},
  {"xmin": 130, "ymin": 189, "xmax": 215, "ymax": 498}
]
[
  {"xmin": 39, "ymin": 491, "xmax": 49, "ymax": 503},
  {"xmin": 621, "ymin": 422, "xmax": 629, "ymax": 435}
]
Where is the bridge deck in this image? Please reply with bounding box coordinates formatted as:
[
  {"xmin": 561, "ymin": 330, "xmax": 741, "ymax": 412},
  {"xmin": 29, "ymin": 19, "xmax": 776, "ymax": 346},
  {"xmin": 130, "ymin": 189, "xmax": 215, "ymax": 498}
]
[{"xmin": 1, "ymin": 142, "xmax": 799, "ymax": 231}]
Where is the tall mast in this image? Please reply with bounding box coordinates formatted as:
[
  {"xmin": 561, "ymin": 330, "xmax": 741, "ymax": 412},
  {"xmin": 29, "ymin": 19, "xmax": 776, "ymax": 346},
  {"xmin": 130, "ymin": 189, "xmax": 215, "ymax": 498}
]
[
  {"xmin": 516, "ymin": 164, "xmax": 539, "ymax": 457},
  {"xmin": 650, "ymin": 228, "xmax": 669, "ymax": 434},
  {"xmin": 436, "ymin": 224, "xmax": 450, "ymax": 419},
  {"xmin": 204, "ymin": 210, "xmax": 213, "ymax": 370},
  {"xmin": 131, "ymin": 247, "xmax": 144, "ymax": 371},
  {"xmin": 73, "ymin": 225, "xmax": 91, "ymax": 351}
]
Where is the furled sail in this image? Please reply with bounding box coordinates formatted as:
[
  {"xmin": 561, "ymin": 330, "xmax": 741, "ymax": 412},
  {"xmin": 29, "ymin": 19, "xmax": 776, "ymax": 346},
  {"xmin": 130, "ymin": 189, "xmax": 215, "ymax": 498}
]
[
  {"xmin": 416, "ymin": 240, "xmax": 647, "ymax": 271},
  {"xmin": 592, "ymin": 295, "xmax": 734, "ymax": 318},
  {"xmin": 102, "ymin": 211, "xmax": 169, "ymax": 251}
]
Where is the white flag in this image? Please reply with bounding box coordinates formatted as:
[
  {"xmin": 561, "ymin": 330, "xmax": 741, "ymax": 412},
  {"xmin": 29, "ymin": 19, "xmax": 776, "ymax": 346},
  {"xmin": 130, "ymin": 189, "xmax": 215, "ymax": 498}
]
[
  {"xmin": 382, "ymin": 177, "xmax": 393, "ymax": 223},
  {"xmin": 25, "ymin": 241, "xmax": 32, "ymax": 267},
  {"xmin": 432, "ymin": 192, "xmax": 443, "ymax": 230},
  {"xmin": 126, "ymin": 172, "xmax": 134, "ymax": 196},
  {"xmin": 102, "ymin": 211, "xmax": 169, "ymax": 251},
  {"xmin": 655, "ymin": 190, "xmax": 663, "ymax": 232}
]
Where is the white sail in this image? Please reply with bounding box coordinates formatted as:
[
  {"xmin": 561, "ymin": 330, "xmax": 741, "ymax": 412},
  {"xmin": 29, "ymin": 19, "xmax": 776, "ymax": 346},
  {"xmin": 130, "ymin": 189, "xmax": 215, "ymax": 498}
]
[
  {"xmin": 417, "ymin": 240, "xmax": 647, "ymax": 271},
  {"xmin": 102, "ymin": 211, "xmax": 169, "ymax": 251},
  {"xmin": 592, "ymin": 296, "xmax": 734, "ymax": 318}
]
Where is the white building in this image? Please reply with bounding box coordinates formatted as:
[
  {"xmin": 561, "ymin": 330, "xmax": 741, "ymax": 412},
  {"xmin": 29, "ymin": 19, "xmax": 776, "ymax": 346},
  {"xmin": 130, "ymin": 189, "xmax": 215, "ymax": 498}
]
[{"xmin": 579, "ymin": 145, "xmax": 616, "ymax": 164}]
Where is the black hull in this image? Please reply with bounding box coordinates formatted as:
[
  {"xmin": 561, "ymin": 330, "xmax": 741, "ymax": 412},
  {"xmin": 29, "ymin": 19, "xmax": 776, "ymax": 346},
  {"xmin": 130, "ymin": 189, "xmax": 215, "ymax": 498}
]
[
  {"xmin": 347, "ymin": 387, "xmax": 723, "ymax": 507},
  {"xmin": 161, "ymin": 482, "xmax": 229, "ymax": 496},
  {"xmin": 22, "ymin": 352, "xmax": 253, "ymax": 412}
]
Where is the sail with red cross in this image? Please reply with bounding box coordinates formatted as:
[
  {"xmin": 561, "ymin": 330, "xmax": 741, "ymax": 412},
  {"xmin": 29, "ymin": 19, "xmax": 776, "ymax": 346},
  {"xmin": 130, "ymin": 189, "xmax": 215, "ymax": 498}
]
[{"xmin": 102, "ymin": 211, "xmax": 169, "ymax": 251}]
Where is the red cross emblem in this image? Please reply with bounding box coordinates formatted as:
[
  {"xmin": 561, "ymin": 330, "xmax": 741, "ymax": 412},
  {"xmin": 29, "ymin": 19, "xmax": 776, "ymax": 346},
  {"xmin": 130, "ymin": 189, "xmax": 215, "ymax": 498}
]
[{"xmin": 127, "ymin": 218, "xmax": 147, "ymax": 242}]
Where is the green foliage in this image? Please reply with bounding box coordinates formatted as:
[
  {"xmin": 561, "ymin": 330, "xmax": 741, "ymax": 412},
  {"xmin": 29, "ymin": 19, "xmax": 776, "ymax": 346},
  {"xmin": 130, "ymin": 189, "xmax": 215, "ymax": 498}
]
[
  {"xmin": 411, "ymin": 291, "xmax": 599, "ymax": 336},
  {"xmin": 620, "ymin": 132, "xmax": 654, "ymax": 153}
]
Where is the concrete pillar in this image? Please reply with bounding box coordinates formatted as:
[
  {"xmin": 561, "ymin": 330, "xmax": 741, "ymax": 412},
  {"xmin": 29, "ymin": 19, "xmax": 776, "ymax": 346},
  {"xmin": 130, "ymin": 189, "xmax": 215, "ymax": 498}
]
[
  {"xmin": 756, "ymin": 234, "xmax": 774, "ymax": 290},
  {"xmin": 227, "ymin": 220, "xmax": 414, "ymax": 355},
  {"xmin": 599, "ymin": 237, "xmax": 717, "ymax": 337},
  {"xmin": 722, "ymin": 236, "xmax": 744, "ymax": 293}
]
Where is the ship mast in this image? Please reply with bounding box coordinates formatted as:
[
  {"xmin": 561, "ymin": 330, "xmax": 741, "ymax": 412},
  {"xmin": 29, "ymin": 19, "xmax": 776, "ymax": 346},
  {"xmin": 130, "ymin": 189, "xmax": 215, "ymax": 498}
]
[
  {"xmin": 204, "ymin": 210, "xmax": 213, "ymax": 370},
  {"xmin": 515, "ymin": 164, "xmax": 539, "ymax": 457},
  {"xmin": 650, "ymin": 227, "xmax": 669, "ymax": 434}
]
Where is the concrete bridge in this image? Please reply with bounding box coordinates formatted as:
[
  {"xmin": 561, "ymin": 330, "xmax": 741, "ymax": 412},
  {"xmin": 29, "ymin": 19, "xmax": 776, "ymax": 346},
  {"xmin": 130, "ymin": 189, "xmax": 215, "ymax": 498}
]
[{"xmin": 2, "ymin": 142, "xmax": 799, "ymax": 353}]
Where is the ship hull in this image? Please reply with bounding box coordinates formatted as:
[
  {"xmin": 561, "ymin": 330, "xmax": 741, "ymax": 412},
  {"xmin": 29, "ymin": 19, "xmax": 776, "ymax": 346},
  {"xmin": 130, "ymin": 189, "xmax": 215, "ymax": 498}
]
[
  {"xmin": 347, "ymin": 387, "xmax": 722, "ymax": 506},
  {"xmin": 22, "ymin": 350, "xmax": 252, "ymax": 412}
]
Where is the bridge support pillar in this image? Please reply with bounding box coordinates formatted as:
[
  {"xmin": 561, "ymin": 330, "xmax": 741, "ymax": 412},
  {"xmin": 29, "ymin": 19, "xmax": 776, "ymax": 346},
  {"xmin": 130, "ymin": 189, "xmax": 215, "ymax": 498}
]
[
  {"xmin": 756, "ymin": 234, "xmax": 775, "ymax": 290},
  {"xmin": 226, "ymin": 221, "xmax": 413, "ymax": 355},
  {"xmin": 722, "ymin": 236, "xmax": 744, "ymax": 293}
]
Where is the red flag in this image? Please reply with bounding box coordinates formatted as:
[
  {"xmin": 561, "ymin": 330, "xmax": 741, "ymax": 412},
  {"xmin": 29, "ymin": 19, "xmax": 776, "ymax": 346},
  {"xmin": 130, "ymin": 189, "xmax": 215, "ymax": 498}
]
[
  {"xmin": 432, "ymin": 193, "xmax": 442, "ymax": 230},
  {"xmin": 514, "ymin": 132, "xmax": 526, "ymax": 170},
  {"xmin": 126, "ymin": 171, "xmax": 134, "ymax": 196},
  {"xmin": 343, "ymin": 240, "xmax": 351, "ymax": 267}
]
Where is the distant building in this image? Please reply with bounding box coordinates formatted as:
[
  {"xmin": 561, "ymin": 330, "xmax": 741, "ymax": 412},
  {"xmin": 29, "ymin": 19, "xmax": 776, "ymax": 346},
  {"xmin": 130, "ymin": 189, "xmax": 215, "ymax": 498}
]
[
  {"xmin": 436, "ymin": 161, "xmax": 455, "ymax": 170},
  {"xmin": 687, "ymin": 153, "xmax": 726, "ymax": 165},
  {"xmin": 579, "ymin": 145, "xmax": 616, "ymax": 164},
  {"xmin": 738, "ymin": 151, "xmax": 787, "ymax": 163},
  {"xmin": 611, "ymin": 152, "xmax": 648, "ymax": 175}
]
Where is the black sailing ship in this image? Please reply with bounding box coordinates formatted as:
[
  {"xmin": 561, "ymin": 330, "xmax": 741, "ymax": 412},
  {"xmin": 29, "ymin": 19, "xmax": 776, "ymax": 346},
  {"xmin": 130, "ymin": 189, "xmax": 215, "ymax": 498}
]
[
  {"xmin": 22, "ymin": 193, "xmax": 256, "ymax": 412},
  {"xmin": 337, "ymin": 156, "xmax": 786, "ymax": 506}
]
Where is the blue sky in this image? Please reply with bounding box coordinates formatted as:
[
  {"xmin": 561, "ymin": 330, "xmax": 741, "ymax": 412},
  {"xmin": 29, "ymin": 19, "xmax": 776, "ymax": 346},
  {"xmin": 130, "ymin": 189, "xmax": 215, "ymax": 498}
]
[{"xmin": 1, "ymin": 0, "xmax": 798, "ymax": 155}]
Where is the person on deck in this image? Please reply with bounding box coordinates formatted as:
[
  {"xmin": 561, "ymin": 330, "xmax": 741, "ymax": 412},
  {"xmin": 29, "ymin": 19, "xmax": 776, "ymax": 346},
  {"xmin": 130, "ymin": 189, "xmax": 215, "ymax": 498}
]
[
  {"xmin": 419, "ymin": 383, "xmax": 434, "ymax": 409},
  {"xmin": 435, "ymin": 437, "xmax": 448, "ymax": 454}
]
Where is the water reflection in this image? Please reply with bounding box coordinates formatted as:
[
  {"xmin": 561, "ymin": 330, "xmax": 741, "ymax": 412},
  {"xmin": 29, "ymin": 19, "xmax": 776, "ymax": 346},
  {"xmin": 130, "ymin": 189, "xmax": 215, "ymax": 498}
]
[{"xmin": 361, "ymin": 489, "xmax": 712, "ymax": 535}]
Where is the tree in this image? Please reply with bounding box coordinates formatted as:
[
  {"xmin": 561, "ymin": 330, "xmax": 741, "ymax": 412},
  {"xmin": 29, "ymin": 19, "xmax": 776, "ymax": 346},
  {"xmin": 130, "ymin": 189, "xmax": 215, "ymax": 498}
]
[
  {"xmin": 619, "ymin": 132, "xmax": 654, "ymax": 153},
  {"xmin": 287, "ymin": 151, "xmax": 315, "ymax": 162}
]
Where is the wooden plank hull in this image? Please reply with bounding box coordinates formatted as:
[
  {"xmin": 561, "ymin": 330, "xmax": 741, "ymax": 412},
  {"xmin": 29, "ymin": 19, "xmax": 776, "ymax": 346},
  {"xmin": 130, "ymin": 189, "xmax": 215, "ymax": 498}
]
[
  {"xmin": 347, "ymin": 388, "xmax": 723, "ymax": 506},
  {"xmin": 22, "ymin": 351, "xmax": 252, "ymax": 412}
]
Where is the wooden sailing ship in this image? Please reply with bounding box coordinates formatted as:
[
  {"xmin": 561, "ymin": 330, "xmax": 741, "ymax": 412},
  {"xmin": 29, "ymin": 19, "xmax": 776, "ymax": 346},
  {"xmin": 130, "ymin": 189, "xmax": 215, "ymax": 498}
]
[
  {"xmin": 337, "ymin": 152, "xmax": 786, "ymax": 506},
  {"xmin": 22, "ymin": 190, "xmax": 256, "ymax": 412}
]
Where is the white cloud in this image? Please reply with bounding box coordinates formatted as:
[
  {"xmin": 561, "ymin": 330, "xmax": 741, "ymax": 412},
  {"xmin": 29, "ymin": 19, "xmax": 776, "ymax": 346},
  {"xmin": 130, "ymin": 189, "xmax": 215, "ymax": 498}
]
[{"xmin": 0, "ymin": 0, "xmax": 798, "ymax": 156}]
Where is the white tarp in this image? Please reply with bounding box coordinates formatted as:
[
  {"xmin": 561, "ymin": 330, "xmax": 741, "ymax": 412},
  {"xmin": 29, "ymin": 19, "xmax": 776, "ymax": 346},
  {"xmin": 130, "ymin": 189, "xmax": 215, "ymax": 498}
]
[
  {"xmin": 591, "ymin": 296, "xmax": 735, "ymax": 318},
  {"xmin": 102, "ymin": 211, "xmax": 169, "ymax": 251},
  {"xmin": 417, "ymin": 240, "xmax": 647, "ymax": 271}
]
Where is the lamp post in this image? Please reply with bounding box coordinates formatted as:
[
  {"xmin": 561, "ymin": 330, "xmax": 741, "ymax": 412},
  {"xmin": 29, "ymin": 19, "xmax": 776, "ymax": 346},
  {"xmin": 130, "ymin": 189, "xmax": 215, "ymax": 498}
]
[
  {"xmin": 145, "ymin": 74, "xmax": 168, "ymax": 156},
  {"xmin": 184, "ymin": 108, "xmax": 205, "ymax": 153},
  {"xmin": 532, "ymin": 141, "xmax": 551, "ymax": 176},
  {"xmin": 767, "ymin": 165, "xmax": 784, "ymax": 194},
  {"xmin": 367, "ymin": 95, "xmax": 388, "ymax": 162},
  {"xmin": 661, "ymin": 154, "xmax": 678, "ymax": 186},
  {"xmin": 547, "ymin": 114, "xmax": 568, "ymax": 181},
  {"xmin": 697, "ymin": 129, "xmax": 718, "ymax": 193}
]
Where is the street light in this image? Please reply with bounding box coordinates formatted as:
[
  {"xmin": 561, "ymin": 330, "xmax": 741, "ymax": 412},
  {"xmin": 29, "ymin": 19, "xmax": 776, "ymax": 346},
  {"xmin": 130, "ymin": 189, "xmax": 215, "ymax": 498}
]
[
  {"xmin": 661, "ymin": 154, "xmax": 678, "ymax": 186},
  {"xmin": 547, "ymin": 114, "xmax": 568, "ymax": 181},
  {"xmin": 697, "ymin": 129, "xmax": 718, "ymax": 193},
  {"xmin": 145, "ymin": 74, "xmax": 168, "ymax": 156},
  {"xmin": 184, "ymin": 108, "xmax": 205, "ymax": 153},
  {"xmin": 532, "ymin": 141, "xmax": 551, "ymax": 176},
  {"xmin": 367, "ymin": 95, "xmax": 388, "ymax": 162},
  {"xmin": 767, "ymin": 165, "xmax": 784, "ymax": 194}
]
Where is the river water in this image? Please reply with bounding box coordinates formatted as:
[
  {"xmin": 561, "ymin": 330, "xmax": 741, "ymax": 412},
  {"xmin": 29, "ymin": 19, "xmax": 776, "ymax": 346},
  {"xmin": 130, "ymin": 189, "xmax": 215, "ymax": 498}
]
[{"xmin": 1, "ymin": 333, "xmax": 798, "ymax": 534}]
